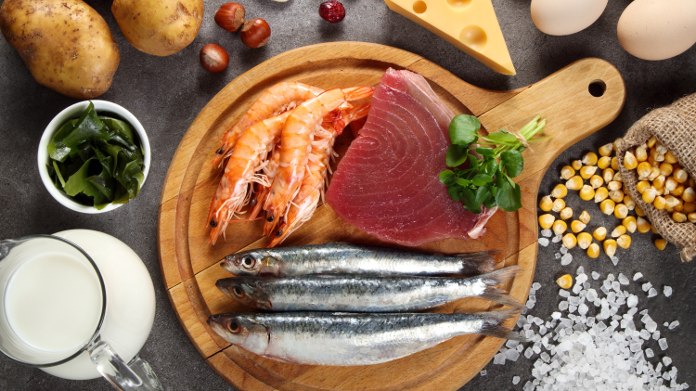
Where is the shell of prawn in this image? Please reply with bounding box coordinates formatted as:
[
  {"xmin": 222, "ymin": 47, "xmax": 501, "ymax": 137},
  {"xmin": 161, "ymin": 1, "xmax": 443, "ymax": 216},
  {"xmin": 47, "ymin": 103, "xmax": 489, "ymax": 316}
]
[
  {"xmin": 263, "ymin": 87, "xmax": 374, "ymax": 233},
  {"xmin": 212, "ymin": 82, "xmax": 324, "ymax": 168},
  {"xmin": 267, "ymin": 103, "xmax": 371, "ymax": 246},
  {"xmin": 208, "ymin": 112, "xmax": 291, "ymax": 245}
]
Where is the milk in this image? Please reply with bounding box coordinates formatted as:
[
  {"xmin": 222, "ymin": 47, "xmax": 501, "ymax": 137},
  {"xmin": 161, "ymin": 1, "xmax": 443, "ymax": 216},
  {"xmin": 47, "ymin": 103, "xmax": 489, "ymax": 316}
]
[{"xmin": 4, "ymin": 252, "xmax": 103, "ymax": 353}]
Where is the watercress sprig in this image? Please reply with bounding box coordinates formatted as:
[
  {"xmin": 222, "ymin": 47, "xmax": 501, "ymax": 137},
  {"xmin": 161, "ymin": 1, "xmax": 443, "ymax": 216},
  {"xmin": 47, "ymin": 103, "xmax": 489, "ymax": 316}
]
[{"xmin": 439, "ymin": 114, "xmax": 548, "ymax": 214}]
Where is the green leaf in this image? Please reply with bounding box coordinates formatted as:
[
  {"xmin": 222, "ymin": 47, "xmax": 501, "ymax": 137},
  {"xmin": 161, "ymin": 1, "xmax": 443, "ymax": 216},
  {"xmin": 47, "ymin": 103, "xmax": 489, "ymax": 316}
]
[
  {"xmin": 475, "ymin": 186, "xmax": 490, "ymax": 206},
  {"xmin": 446, "ymin": 145, "xmax": 468, "ymax": 167},
  {"xmin": 447, "ymin": 186, "xmax": 461, "ymax": 202},
  {"xmin": 63, "ymin": 158, "xmax": 110, "ymax": 206},
  {"xmin": 459, "ymin": 187, "xmax": 481, "ymax": 214},
  {"xmin": 448, "ymin": 115, "xmax": 480, "ymax": 146},
  {"xmin": 483, "ymin": 195, "xmax": 497, "ymax": 209},
  {"xmin": 484, "ymin": 131, "xmax": 517, "ymax": 145},
  {"xmin": 62, "ymin": 102, "xmax": 110, "ymax": 148},
  {"xmin": 483, "ymin": 159, "xmax": 498, "ymax": 176},
  {"xmin": 472, "ymin": 174, "xmax": 493, "ymax": 187},
  {"xmin": 439, "ymin": 170, "xmax": 456, "ymax": 185},
  {"xmin": 495, "ymin": 179, "xmax": 522, "ymax": 212},
  {"xmin": 500, "ymin": 150, "xmax": 524, "ymax": 178},
  {"xmin": 467, "ymin": 154, "xmax": 479, "ymax": 171},
  {"xmin": 475, "ymin": 147, "xmax": 495, "ymax": 157},
  {"xmin": 456, "ymin": 178, "xmax": 471, "ymax": 187}
]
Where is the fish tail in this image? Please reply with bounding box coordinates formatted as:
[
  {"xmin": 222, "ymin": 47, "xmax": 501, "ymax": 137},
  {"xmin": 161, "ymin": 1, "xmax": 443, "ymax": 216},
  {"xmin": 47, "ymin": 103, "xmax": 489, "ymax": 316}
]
[
  {"xmin": 456, "ymin": 250, "xmax": 502, "ymax": 274},
  {"xmin": 480, "ymin": 286, "xmax": 523, "ymax": 308},
  {"xmin": 475, "ymin": 309, "xmax": 527, "ymax": 342}
]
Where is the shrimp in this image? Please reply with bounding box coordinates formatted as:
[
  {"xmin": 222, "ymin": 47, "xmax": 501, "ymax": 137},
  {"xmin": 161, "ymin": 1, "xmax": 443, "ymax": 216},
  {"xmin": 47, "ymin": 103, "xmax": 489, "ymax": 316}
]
[
  {"xmin": 248, "ymin": 147, "xmax": 280, "ymax": 220},
  {"xmin": 263, "ymin": 86, "xmax": 374, "ymax": 233},
  {"xmin": 211, "ymin": 82, "xmax": 324, "ymax": 168},
  {"xmin": 267, "ymin": 103, "xmax": 371, "ymax": 247},
  {"xmin": 207, "ymin": 111, "xmax": 292, "ymax": 245}
]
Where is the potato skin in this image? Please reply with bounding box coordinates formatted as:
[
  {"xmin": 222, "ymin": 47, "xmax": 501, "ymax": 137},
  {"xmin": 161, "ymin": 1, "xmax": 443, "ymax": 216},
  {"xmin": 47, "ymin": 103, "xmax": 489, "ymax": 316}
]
[
  {"xmin": 112, "ymin": 0, "xmax": 204, "ymax": 56},
  {"xmin": 0, "ymin": 0, "xmax": 120, "ymax": 99}
]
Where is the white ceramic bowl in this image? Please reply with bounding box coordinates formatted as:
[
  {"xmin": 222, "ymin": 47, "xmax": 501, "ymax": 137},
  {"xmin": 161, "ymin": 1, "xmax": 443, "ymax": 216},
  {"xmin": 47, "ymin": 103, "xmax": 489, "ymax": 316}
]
[{"xmin": 37, "ymin": 100, "xmax": 151, "ymax": 214}]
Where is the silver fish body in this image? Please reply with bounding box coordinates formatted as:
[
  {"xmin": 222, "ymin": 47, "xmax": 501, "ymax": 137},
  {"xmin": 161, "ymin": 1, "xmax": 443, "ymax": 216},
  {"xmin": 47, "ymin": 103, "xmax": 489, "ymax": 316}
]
[
  {"xmin": 221, "ymin": 242, "xmax": 498, "ymax": 277},
  {"xmin": 216, "ymin": 266, "xmax": 520, "ymax": 312},
  {"xmin": 207, "ymin": 310, "xmax": 520, "ymax": 366}
]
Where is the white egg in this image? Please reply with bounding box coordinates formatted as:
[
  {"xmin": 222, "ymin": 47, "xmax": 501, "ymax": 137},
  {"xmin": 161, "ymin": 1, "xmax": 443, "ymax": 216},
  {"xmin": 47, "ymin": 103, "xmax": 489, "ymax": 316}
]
[
  {"xmin": 531, "ymin": 0, "xmax": 608, "ymax": 36},
  {"xmin": 617, "ymin": 0, "xmax": 696, "ymax": 61}
]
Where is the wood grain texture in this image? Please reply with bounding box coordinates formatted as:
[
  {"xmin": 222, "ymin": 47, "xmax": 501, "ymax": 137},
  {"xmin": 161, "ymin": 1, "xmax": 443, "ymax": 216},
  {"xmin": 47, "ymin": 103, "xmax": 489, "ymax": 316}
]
[{"xmin": 157, "ymin": 42, "xmax": 625, "ymax": 391}]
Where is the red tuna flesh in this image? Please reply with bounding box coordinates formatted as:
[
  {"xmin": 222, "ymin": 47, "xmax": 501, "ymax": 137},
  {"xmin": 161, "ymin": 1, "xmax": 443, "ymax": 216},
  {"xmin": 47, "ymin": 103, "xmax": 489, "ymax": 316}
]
[{"xmin": 325, "ymin": 68, "xmax": 497, "ymax": 246}]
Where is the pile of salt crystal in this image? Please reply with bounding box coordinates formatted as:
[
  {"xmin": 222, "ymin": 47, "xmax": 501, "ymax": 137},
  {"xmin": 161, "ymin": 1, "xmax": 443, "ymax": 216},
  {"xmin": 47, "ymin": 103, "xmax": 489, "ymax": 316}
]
[{"xmin": 489, "ymin": 265, "xmax": 688, "ymax": 391}]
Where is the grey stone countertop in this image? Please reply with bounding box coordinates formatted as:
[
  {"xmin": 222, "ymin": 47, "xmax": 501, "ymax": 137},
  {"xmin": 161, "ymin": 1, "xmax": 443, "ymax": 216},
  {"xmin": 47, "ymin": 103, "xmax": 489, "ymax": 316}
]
[{"xmin": 1, "ymin": 0, "xmax": 695, "ymax": 390}]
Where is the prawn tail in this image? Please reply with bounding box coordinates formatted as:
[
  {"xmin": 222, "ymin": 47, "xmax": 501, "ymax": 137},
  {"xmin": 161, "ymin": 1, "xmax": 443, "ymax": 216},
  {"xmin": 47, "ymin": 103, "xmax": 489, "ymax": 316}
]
[
  {"xmin": 343, "ymin": 86, "xmax": 374, "ymax": 102},
  {"xmin": 347, "ymin": 103, "xmax": 371, "ymax": 122}
]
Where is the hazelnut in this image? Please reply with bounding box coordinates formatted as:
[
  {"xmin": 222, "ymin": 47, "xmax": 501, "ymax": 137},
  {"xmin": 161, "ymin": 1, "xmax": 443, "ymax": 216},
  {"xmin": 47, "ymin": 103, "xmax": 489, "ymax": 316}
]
[
  {"xmin": 240, "ymin": 18, "xmax": 271, "ymax": 49},
  {"xmin": 200, "ymin": 44, "xmax": 229, "ymax": 73},
  {"xmin": 215, "ymin": 3, "xmax": 245, "ymax": 32}
]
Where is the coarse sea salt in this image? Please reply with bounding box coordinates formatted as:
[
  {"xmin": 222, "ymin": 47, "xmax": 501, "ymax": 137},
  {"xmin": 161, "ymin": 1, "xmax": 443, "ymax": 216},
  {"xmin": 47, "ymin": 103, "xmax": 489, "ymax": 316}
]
[
  {"xmin": 493, "ymin": 267, "xmax": 688, "ymax": 391},
  {"xmin": 664, "ymin": 286, "xmax": 673, "ymax": 297}
]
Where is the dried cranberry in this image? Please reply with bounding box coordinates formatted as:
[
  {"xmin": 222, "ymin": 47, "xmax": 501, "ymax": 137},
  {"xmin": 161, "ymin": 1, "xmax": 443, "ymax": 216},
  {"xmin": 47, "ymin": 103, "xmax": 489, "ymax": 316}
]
[{"xmin": 319, "ymin": 1, "xmax": 346, "ymax": 23}]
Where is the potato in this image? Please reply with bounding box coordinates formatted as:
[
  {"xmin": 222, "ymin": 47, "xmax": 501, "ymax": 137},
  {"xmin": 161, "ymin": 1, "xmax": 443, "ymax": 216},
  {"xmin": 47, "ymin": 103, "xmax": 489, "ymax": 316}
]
[
  {"xmin": 112, "ymin": 0, "xmax": 204, "ymax": 56},
  {"xmin": 0, "ymin": 0, "xmax": 120, "ymax": 99}
]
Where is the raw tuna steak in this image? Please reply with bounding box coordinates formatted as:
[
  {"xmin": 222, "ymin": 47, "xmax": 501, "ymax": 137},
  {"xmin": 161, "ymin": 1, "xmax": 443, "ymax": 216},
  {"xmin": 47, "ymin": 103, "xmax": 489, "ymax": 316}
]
[{"xmin": 326, "ymin": 68, "xmax": 497, "ymax": 246}]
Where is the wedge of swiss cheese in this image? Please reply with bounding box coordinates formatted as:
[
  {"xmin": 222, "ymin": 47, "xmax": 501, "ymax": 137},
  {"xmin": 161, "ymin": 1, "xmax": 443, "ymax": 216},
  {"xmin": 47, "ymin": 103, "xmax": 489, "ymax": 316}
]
[{"xmin": 384, "ymin": 0, "xmax": 515, "ymax": 75}]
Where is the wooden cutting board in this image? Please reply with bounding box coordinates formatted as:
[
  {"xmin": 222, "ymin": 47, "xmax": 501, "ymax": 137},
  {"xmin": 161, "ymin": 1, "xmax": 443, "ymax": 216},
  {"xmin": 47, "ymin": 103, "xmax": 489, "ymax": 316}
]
[{"xmin": 157, "ymin": 42, "xmax": 625, "ymax": 391}]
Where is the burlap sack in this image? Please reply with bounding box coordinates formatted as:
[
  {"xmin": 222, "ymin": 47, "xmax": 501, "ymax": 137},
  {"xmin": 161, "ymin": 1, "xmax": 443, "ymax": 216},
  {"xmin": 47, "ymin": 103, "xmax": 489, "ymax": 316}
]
[{"xmin": 617, "ymin": 93, "xmax": 696, "ymax": 262}]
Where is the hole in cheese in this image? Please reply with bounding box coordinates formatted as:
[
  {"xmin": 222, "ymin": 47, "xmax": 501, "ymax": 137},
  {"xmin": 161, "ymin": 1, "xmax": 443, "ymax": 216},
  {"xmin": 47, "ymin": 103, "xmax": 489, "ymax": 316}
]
[
  {"xmin": 459, "ymin": 25, "xmax": 487, "ymax": 51},
  {"xmin": 412, "ymin": 1, "xmax": 427, "ymax": 14},
  {"xmin": 589, "ymin": 80, "xmax": 606, "ymax": 97},
  {"xmin": 446, "ymin": 0, "xmax": 472, "ymax": 10}
]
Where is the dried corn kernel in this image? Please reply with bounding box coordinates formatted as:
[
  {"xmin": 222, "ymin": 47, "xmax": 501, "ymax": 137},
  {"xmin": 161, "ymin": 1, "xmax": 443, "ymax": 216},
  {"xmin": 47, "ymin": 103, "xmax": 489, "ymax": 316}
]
[
  {"xmin": 617, "ymin": 234, "xmax": 631, "ymax": 249},
  {"xmin": 651, "ymin": 225, "xmax": 658, "ymax": 234},
  {"xmin": 636, "ymin": 217, "xmax": 651, "ymax": 233},
  {"xmin": 684, "ymin": 202, "xmax": 696, "ymax": 214},
  {"xmin": 623, "ymin": 194, "xmax": 636, "ymax": 210},
  {"xmin": 552, "ymin": 184, "xmax": 568, "ymax": 198},
  {"xmin": 648, "ymin": 166, "xmax": 660, "ymax": 182},
  {"xmin": 598, "ymin": 143, "xmax": 613, "ymax": 157},
  {"xmin": 552, "ymin": 198, "xmax": 566, "ymax": 213},
  {"xmin": 653, "ymin": 196, "xmax": 666, "ymax": 210},
  {"xmin": 689, "ymin": 212, "xmax": 696, "ymax": 223},
  {"xmin": 559, "ymin": 207, "xmax": 573, "ymax": 220},
  {"xmin": 556, "ymin": 274, "xmax": 573, "ymax": 289},
  {"xmin": 589, "ymin": 175, "xmax": 604, "ymax": 189},
  {"xmin": 656, "ymin": 143, "xmax": 668, "ymax": 155},
  {"xmin": 579, "ymin": 210, "xmax": 591, "ymax": 225},
  {"xmin": 660, "ymin": 163, "xmax": 674, "ymax": 177},
  {"xmin": 647, "ymin": 136, "xmax": 657, "ymax": 149},
  {"xmin": 587, "ymin": 243, "xmax": 600, "ymax": 259},
  {"xmin": 566, "ymin": 176, "xmax": 584, "ymax": 191},
  {"xmin": 636, "ymin": 180, "xmax": 650, "ymax": 194},
  {"xmin": 672, "ymin": 185, "xmax": 685, "ymax": 197},
  {"xmin": 673, "ymin": 212, "xmax": 687, "ymax": 223},
  {"xmin": 560, "ymin": 165, "xmax": 575, "ymax": 180},
  {"xmin": 614, "ymin": 203, "xmax": 629, "ymax": 219},
  {"xmin": 553, "ymin": 220, "xmax": 568, "ymax": 235},
  {"xmin": 571, "ymin": 160, "xmax": 583, "ymax": 171},
  {"xmin": 593, "ymin": 227, "xmax": 607, "ymax": 241},
  {"xmin": 579, "ymin": 166, "xmax": 596, "ymax": 180},
  {"xmin": 674, "ymin": 168, "xmax": 689, "ymax": 183},
  {"xmin": 636, "ymin": 162, "xmax": 652, "ymax": 180},
  {"xmin": 665, "ymin": 195, "xmax": 680, "ymax": 210},
  {"xmin": 607, "ymin": 180, "xmax": 622, "ymax": 191},
  {"xmin": 539, "ymin": 214, "xmax": 555, "ymax": 230},
  {"xmin": 655, "ymin": 238, "xmax": 667, "ymax": 250},
  {"xmin": 635, "ymin": 204, "xmax": 646, "ymax": 217},
  {"xmin": 594, "ymin": 187, "xmax": 609, "ymax": 203},
  {"xmin": 600, "ymin": 199, "xmax": 616, "ymax": 215},
  {"xmin": 624, "ymin": 151, "xmax": 638, "ymax": 170},
  {"xmin": 635, "ymin": 145, "xmax": 648, "ymax": 162},
  {"xmin": 597, "ymin": 156, "xmax": 611, "ymax": 170},
  {"xmin": 577, "ymin": 232, "xmax": 592, "ymax": 250},
  {"xmin": 609, "ymin": 190, "xmax": 624, "ymax": 203},
  {"xmin": 653, "ymin": 185, "xmax": 664, "ymax": 197},
  {"xmin": 642, "ymin": 188, "xmax": 657, "ymax": 204},
  {"xmin": 613, "ymin": 171, "xmax": 624, "ymax": 183},
  {"xmin": 683, "ymin": 187, "xmax": 695, "ymax": 203},
  {"xmin": 571, "ymin": 220, "xmax": 586, "ymax": 233},
  {"xmin": 665, "ymin": 150, "xmax": 678, "ymax": 164},
  {"xmin": 562, "ymin": 233, "xmax": 577, "ymax": 249},
  {"xmin": 621, "ymin": 216, "xmax": 636, "ymax": 233},
  {"xmin": 614, "ymin": 138, "xmax": 623, "ymax": 150},
  {"xmin": 653, "ymin": 175, "xmax": 666, "ymax": 190},
  {"xmin": 583, "ymin": 152, "xmax": 598, "ymax": 166},
  {"xmin": 603, "ymin": 239, "xmax": 617, "ymax": 257},
  {"xmin": 665, "ymin": 176, "xmax": 678, "ymax": 192},
  {"xmin": 539, "ymin": 195, "xmax": 553, "ymax": 211},
  {"xmin": 611, "ymin": 156, "xmax": 619, "ymax": 170},
  {"xmin": 603, "ymin": 168, "xmax": 615, "ymax": 183},
  {"xmin": 579, "ymin": 185, "xmax": 595, "ymax": 201},
  {"xmin": 611, "ymin": 225, "xmax": 626, "ymax": 238}
]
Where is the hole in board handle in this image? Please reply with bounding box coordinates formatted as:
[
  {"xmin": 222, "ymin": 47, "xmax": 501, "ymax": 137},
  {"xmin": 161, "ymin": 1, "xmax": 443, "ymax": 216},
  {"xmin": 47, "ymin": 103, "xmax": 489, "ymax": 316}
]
[{"xmin": 589, "ymin": 80, "xmax": 606, "ymax": 98}]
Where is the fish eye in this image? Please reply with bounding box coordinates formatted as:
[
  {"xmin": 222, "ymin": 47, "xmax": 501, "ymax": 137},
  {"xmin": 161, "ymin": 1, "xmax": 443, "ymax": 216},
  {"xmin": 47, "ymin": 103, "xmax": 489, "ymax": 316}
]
[
  {"xmin": 232, "ymin": 286, "xmax": 244, "ymax": 297},
  {"xmin": 227, "ymin": 321, "xmax": 241, "ymax": 333},
  {"xmin": 241, "ymin": 256, "xmax": 256, "ymax": 269}
]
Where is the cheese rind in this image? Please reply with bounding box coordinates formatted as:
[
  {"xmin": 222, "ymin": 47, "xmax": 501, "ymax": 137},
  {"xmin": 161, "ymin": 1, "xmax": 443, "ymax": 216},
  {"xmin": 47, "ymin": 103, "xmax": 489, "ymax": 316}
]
[{"xmin": 384, "ymin": 0, "xmax": 516, "ymax": 75}]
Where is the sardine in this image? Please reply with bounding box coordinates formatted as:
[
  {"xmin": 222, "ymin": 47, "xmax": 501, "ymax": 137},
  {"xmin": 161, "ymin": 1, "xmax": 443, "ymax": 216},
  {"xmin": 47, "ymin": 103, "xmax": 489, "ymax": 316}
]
[
  {"xmin": 208, "ymin": 309, "xmax": 522, "ymax": 366},
  {"xmin": 216, "ymin": 266, "xmax": 520, "ymax": 312},
  {"xmin": 221, "ymin": 242, "xmax": 499, "ymax": 277}
]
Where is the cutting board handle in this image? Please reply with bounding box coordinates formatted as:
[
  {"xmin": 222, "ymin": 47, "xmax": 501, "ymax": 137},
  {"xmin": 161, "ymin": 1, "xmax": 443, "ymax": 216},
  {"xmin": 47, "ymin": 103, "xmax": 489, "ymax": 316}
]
[{"xmin": 479, "ymin": 58, "xmax": 626, "ymax": 184}]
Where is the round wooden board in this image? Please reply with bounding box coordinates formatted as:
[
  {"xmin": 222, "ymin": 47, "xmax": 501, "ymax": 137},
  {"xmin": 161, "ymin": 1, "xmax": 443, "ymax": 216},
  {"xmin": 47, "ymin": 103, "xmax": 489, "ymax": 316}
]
[{"xmin": 157, "ymin": 42, "xmax": 626, "ymax": 391}]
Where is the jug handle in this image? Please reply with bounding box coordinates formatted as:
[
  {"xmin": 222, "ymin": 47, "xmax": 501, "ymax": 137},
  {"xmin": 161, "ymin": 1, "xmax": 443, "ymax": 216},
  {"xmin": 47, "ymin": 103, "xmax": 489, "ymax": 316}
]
[
  {"xmin": 87, "ymin": 337, "xmax": 164, "ymax": 391},
  {"xmin": 0, "ymin": 239, "xmax": 21, "ymax": 260}
]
